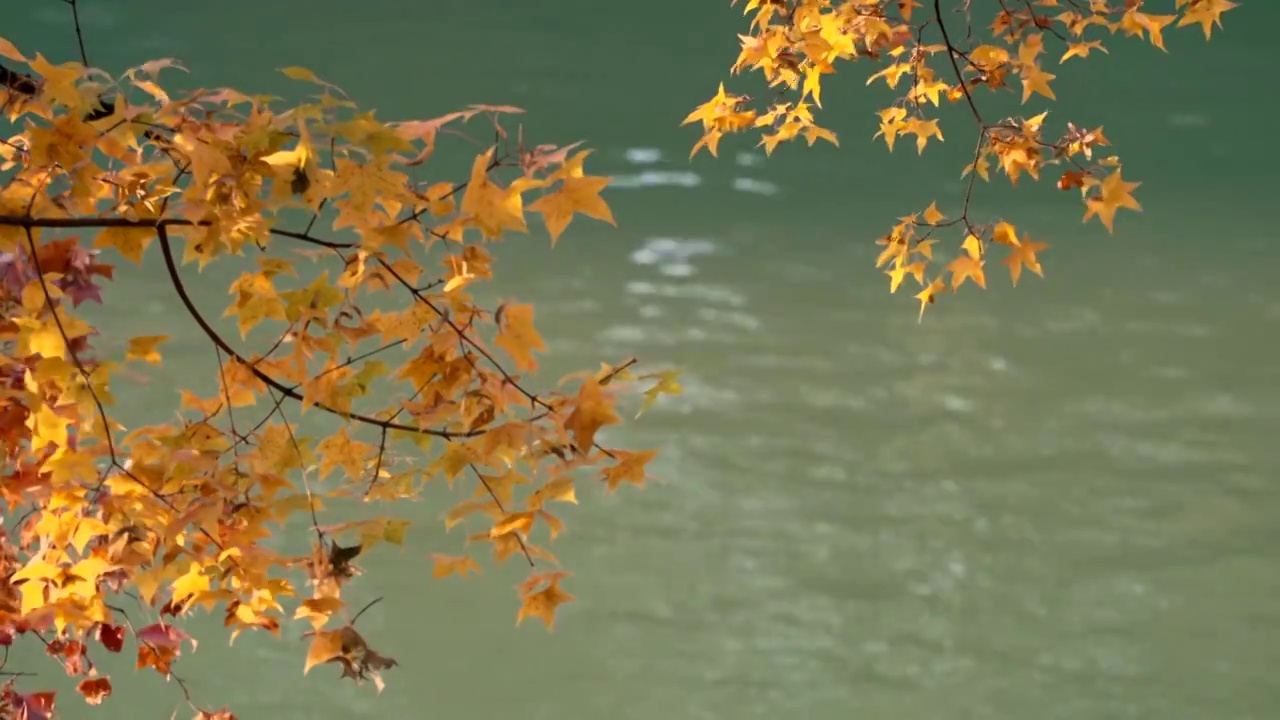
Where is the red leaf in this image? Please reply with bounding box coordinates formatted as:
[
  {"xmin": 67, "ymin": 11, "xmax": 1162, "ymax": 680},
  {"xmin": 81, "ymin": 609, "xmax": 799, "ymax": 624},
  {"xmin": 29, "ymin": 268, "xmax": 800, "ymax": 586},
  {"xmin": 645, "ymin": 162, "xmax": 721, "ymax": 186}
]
[
  {"xmin": 1, "ymin": 689, "xmax": 56, "ymax": 720},
  {"xmin": 76, "ymin": 677, "xmax": 112, "ymax": 705},
  {"xmin": 135, "ymin": 622, "xmax": 194, "ymax": 653},
  {"xmin": 96, "ymin": 624, "xmax": 125, "ymax": 653}
]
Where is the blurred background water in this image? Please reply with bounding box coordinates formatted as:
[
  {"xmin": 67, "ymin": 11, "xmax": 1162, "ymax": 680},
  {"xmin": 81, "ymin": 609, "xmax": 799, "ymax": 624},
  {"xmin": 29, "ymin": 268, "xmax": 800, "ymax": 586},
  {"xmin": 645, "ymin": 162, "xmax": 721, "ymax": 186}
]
[{"xmin": 8, "ymin": 1, "xmax": 1280, "ymax": 718}]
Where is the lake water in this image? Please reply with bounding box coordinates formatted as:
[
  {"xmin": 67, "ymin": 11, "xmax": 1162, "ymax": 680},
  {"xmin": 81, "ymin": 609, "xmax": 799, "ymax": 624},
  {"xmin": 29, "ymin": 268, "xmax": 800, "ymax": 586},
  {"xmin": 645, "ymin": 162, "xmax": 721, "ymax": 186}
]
[{"xmin": 9, "ymin": 2, "xmax": 1280, "ymax": 718}]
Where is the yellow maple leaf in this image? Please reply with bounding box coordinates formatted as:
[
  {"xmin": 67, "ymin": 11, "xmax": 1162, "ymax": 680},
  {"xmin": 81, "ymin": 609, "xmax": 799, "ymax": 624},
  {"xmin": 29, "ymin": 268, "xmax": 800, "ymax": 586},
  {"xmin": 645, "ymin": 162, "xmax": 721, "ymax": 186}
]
[
  {"xmin": 905, "ymin": 117, "xmax": 943, "ymax": 154},
  {"xmin": 947, "ymin": 254, "xmax": 986, "ymax": 290},
  {"xmin": 15, "ymin": 311, "xmax": 93, "ymax": 361},
  {"xmin": 473, "ymin": 468, "xmax": 530, "ymax": 505},
  {"xmin": 224, "ymin": 271, "xmax": 287, "ymax": 339},
  {"xmin": 495, "ymin": 303, "xmax": 546, "ymax": 372},
  {"xmin": 601, "ymin": 449, "xmax": 658, "ymax": 492},
  {"xmin": 922, "ymin": 201, "xmax": 945, "ymax": 225},
  {"xmin": 62, "ymin": 556, "xmax": 112, "ymax": 600},
  {"xmin": 460, "ymin": 150, "xmax": 529, "ymax": 239},
  {"xmin": 565, "ymin": 378, "xmax": 621, "ymax": 452},
  {"xmin": 1061, "ymin": 40, "xmax": 1107, "ymax": 63},
  {"xmin": 913, "ymin": 277, "xmax": 947, "ymax": 322},
  {"xmin": 885, "ymin": 259, "xmax": 925, "ymax": 293},
  {"xmin": 28, "ymin": 53, "xmax": 86, "ymax": 109},
  {"xmin": 18, "ymin": 577, "xmax": 50, "ymax": 617},
  {"xmin": 303, "ymin": 629, "xmax": 345, "ymax": 674},
  {"xmin": 126, "ymin": 335, "xmax": 168, "ymax": 364},
  {"xmin": 528, "ymin": 174, "xmax": 616, "ymax": 245},
  {"xmin": 516, "ymin": 572, "xmax": 574, "ymax": 630},
  {"xmin": 294, "ymin": 597, "xmax": 346, "ymax": 630},
  {"xmin": 1178, "ymin": 0, "xmax": 1238, "ymax": 39},
  {"xmin": 447, "ymin": 502, "xmax": 494, "ymax": 532},
  {"xmin": 1019, "ymin": 65, "xmax": 1056, "ymax": 103},
  {"xmin": 431, "ymin": 554, "xmax": 482, "ymax": 579},
  {"xmin": 428, "ymin": 442, "xmax": 480, "ymax": 485},
  {"xmin": 93, "ymin": 226, "xmax": 154, "ymax": 264},
  {"xmin": 28, "ymin": 402, "xmax": 72, "ymax": 452},
  {"xmin": 1003, "ymin": 238, "xmax": 1049, "ymax": 286},
  {"xmin": 528, "ymin": 476, "xmax": 578, "ymax": 510},
  {"xmin": 637, "ymin": 369, "xmax": 682, "ymax": 418},
  {"xmin": 1083, "ymin": 170, "xmax": 1142, "ymax": 232},
  {"xmin": 171, "ymin": 561, "xmax": 211, "ymax": 605},
  {"xmin": 490, "ymin": 511, "xmax": 535, "ymax": 538},
  {"xmin": 0, "ymin": 37, "xmax": 26, "ymax": 63},
  {"xmin": 315, "ymin": 427, "xmax": 374, "ymax": 481},
  {"xmin": 682, "ymin": 82, "xmax": 733, "ymax": 129}
]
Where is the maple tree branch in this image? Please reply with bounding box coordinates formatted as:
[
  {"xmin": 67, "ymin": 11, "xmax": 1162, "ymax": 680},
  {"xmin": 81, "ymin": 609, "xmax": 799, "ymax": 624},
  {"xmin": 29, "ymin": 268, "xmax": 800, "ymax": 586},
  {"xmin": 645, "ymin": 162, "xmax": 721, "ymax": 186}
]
[
  {"xmin": 226, "ymin": 339, "xmax": 408, "ymax": 457},
  {"xmin": 267, "ymin": 387, "xmax": 327, "ymax": 549},
  {"xmin": 64, "ymin": 0, "xmax": 90, "ymax": 67},
  {"xmin": 269, "ymin": 226, "xmax": 356, "ymax": 249},
  {"xmin": 105, "ymin": 604, "xmax": 202, "ymax": 713},
  {"xmin": 935, "ymin": 0, "xmax": 983, "ymax": 126},
  {"xmin": 372, "ymin": 254, "xmax": 620, "ymax": 462},
  {"xmin": 301, "ymin": 135, "xmax": 337, "ymax": 236},
  {"xmin": 229, "ymin": 381, "xmax": 293, "ymax": 452},
  {"xmin": 0, "ymin": 244, "xmax": 201, "ymax": 544},
  {"xmin": 356, "ymin": 352, "xmax": 448, "ymax": 496},
  {"xmin": 0, "ymin": 215, "xmax": 361, "ymax": 249},
  {"xmin": 21, "ymin": 225, "xmax": 121, "ymax": 466},
  {"xmin": 31, "ymin": 630, "xmax": 92, "ymax": 678},
  {"xmin": 0, "ymin": 7, "xmax": 675, "ymax": 707},
  {"xmin": 1015, "ymin": 0, "xmax": 1070, "ymax": 44},
  {"xmin": 374, "ymin": 256, "xmax": 549, "ymax": 412},
  {"xmin": 154, "ymin": 224, "xmax": 482, "ymax": 440},
  {"xmin": 393, "ymin": 148, "xmax": 503, "ymax": 228},
  {"xmin": 960, "ymin": 136, "xmax": 984, "ymax": 232},
  {"xmin": 364, "ymin": 427, "xmax": 390, "ymax": 497},
  {"xmin": 211, "ymin": 345, "xmax": 252, "ymax": 460},
  {"xmin": 0, "ymin": 216, "xmax": 194, "ymax": 229},
  {"xmin": 349, "ymin": 597, "xmax": 383, "ymax": 626},
  {"xmin": 469, "ymin": 463, "xmax": 534, "ymax": 567},
  {"xmin": 169, "ymin": 319, "xmax": 296, "ymax": 454},
  {"xmin": 0, "ymin": 645, "xmax": 33, "ymax": 678}
]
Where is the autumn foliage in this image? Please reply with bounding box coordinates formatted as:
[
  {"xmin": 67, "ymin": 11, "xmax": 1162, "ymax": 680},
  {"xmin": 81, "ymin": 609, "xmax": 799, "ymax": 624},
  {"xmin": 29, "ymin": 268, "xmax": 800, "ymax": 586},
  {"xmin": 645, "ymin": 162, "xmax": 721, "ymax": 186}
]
[
  {"xmin": 0, "ymin": 0, "xmax": 1241, "ymax": 715},
  {"xmin": 0, "ymin": 12, "xmax": 681, "ymax": 719},
  {"xmin": 687, "ymin": 0, "xmax": 1237, "ymax": 319}
]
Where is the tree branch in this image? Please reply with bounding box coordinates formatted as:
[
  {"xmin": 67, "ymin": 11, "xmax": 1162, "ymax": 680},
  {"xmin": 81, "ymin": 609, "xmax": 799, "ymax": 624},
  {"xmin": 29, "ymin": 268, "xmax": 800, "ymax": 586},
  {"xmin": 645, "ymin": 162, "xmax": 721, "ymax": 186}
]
[{"xmin": 154, "ymin": 224, "xmax": 480, "ymax": 440}]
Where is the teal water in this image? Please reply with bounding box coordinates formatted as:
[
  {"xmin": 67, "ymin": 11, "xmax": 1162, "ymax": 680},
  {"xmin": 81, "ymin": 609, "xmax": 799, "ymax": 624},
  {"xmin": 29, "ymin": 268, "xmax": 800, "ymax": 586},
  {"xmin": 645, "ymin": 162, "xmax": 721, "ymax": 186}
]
[{"xmin": 9, "ymin": 2, "xmax": 1280, "ymax": 718}]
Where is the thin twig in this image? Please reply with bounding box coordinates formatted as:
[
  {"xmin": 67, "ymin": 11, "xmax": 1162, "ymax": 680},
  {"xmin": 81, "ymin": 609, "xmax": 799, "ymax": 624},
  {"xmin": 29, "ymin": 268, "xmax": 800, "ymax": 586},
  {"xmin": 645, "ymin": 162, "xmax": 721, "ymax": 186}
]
[
  {"xmin": 65, "ymin": 0, "xmax": 90, "ymax": 67},
  {"xmin": 349, "ymin": 597, "xmax": 383, "ymax": 626}
]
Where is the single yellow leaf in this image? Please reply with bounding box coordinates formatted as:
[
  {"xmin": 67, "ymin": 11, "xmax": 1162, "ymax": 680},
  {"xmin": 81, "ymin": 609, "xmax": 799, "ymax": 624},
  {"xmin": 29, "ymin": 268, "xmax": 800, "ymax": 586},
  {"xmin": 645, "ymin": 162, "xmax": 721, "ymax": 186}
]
[
  {"xmin": 528, "ymin": 174, "xmax": 616, "ymax": 245},
  {"xmin": 602, "ymin": 449, "xmax": 658, "ymax": 492},
  {"xmin": 528, "ymin": 476, "xmax": 577, "ymax": 510},
  {"xmin": 303, "ymin": 630, "xmax": 344, "ymax": 674},
  {"xmin": 431, "ymin": 554, "xmax": 482, "ymax": 579},
  {"xmin": 0, "ymin": 37, "xmax": 26, "ymax": 63},
  {"xmin": 516, "ymin": 573, "xmax": 574, "ymax": 630},
  {"xmin": 280, "ymin": 66, "xmax": 320, "ymax": 83},
  {"xmin": 490, "ymin": 511, "xmax": 535, "ymax": 538},
  {"xmin": 1082, "ymin": 170, "xmax": 1142, "ymax": 232},
  {"xmin": 94, "ymin": 226, "xmax": 153, "ymax": 264},
  {"xmin": 495, "ymin": 303, "xmax": 546, "ymax": 372},
  {"xmin": 126, "ymin": 335, "xmax": 168, "ymax": 364},
  {"xmin": 171, "ymin": 562, "xmax": 211, "ymax": 604},
  {"xmin": 922, "ymin": 201, "xmax": 945, "ymax": 225},
  {"xmin": 565, "ymin": 378, "xmax": 621, "ymax": 451}
]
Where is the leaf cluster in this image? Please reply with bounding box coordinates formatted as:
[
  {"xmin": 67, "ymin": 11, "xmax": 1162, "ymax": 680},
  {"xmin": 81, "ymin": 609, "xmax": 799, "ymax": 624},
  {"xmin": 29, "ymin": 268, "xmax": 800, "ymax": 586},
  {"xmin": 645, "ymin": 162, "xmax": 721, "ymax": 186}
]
[
  {"xmin": 686, "ymin": 0, "xmax": 1236, "ymax": 319},
  {"xmin": 0, "ymin": 22, "xmax": 680, "ymax": 718}
]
